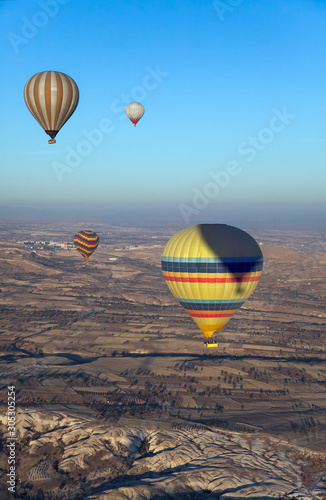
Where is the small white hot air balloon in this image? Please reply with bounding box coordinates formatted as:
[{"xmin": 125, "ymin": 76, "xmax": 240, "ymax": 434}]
[{"xmin": 125, "ymin": 102, "xmax": 145, "ymax": 127}]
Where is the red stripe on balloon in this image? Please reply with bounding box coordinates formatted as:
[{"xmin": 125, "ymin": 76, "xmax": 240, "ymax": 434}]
[
  {"xmin": 163, "ymin": 275, "xmax": 260, "ymax": 283},
  {"xmin": 186, "ymin": 310, "xmax": 236, "ymax": 318}
]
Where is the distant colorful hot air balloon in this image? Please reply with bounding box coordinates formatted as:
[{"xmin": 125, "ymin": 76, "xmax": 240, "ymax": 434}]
[
  {"xmin": 24, "ymin": 71, "xmax": 79, "ymax": 144},
  {"xmin": 74, "ymin": 231, "xmax": 99, "ymax": 260},
  {"xmin": 125, "ymin": 102, "xmax": 144, "ymax": 127},
  {"xmin": 161, "ymin": 224, "xmax": 263, "ymax": 340}
]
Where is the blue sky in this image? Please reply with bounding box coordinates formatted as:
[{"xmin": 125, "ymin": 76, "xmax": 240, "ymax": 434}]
[{"xmin": 1, "ymin": 0, "xmax": 325, "ymax": 227}]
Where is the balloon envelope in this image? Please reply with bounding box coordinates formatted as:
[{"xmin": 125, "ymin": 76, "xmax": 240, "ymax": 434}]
[
  {"xmin": 125, "ymin": 102, "xmax": 144, "ymax": 126},
  {"xmin": 24, "ymin": 71, "xmax": 79, "ymax": 143},
  {"xmin": 161, "ymin": 224, "xmax": 263, "ymax": 338},
  {"xmin": 74, "ymin": 231, "xmax": 99, "ymax": 260}
]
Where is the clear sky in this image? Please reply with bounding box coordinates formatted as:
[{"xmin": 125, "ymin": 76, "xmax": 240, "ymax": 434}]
[{"xmin": 1, "ymin": 0, "xmax": 325, "ymax": 228}]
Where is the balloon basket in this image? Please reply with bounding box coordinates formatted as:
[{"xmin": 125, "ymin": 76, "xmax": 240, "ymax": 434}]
[
  {"xmin": 48, "ymin": 139, "xmax": 56, "ymax": 144},
  {"xmin": 204, "ymin": 341, "xmax": 218, "ymax": 348}
]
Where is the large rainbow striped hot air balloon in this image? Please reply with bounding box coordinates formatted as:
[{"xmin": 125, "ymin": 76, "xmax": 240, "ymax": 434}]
[
  {"xmin": 161, "ymin": 224, "xmax": 263, "ymax": 341},
  {"xmin": 74, "ymin": 231, "xmax": 99, "ymax": 260},
  {"xmin": 24, "ymin": 71, "xmax": 79, "ymax": 144}
]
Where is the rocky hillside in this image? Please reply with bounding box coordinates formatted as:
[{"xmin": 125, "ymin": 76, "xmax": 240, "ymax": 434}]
[{"xmin": 1, "ymin": 409, "xmax": 326, "ymax": 499}]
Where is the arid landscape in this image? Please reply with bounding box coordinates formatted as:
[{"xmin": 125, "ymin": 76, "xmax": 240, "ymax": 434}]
[{"xmin": 0, "ymin": 221, "xmax": 326, "ymax": 499}]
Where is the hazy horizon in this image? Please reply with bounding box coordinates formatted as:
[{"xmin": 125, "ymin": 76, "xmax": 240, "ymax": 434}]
[{"xmin": 0, "ymin": 202, "xmax": 325, "ymax": 231}]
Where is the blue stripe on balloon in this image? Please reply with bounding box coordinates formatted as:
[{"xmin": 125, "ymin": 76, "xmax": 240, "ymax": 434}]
[
  {"xmin": 177, "ymin": 298, "xmax": 246, "ymax": 311},
  {"xmin": 162, "ymin": 256, "xmax": 263, "ymax": 263},
  {"xmin": 161, "ymin": 260, "xmax": 263, "ymax": 273}
]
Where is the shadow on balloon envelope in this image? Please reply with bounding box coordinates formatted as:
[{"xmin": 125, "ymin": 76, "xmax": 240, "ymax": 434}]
[{"xmin": 198, "ymin": 224, "xmax": 263, "ymax": 295}]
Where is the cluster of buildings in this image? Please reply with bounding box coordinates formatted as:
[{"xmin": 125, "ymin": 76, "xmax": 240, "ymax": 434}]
[{"xmin": 18, "ymin": 241, "xmax": 74, "ymax": 250}]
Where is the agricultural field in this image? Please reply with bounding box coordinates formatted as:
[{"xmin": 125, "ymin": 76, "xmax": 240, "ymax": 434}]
[{"xmin": 0, "ymin": 221, "xmax": 325, "ymax": 498}]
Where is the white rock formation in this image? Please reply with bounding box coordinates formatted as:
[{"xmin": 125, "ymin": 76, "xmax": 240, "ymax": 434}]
[{"xmin": 1, "ymin": 409, "xmax": 325, "ymax": 499}]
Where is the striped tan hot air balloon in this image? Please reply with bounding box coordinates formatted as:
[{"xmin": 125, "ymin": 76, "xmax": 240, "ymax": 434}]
[
  {"xmin": 161, "ymin": 224, "xmax": 263, "ymax": 342},
  {"xmin": 125, "ymin": 102, "xmax": 144, "ymax": 127},
  {"xmin": 74, "ymin": 231, "xmax": 99, "ymax": 260},
  {"xmin": 24, "ymin": 71, "xmax": 79, "ymax": 144}
]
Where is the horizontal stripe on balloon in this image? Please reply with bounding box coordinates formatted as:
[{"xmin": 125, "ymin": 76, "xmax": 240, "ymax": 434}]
[
  {"xmin": 74, "ymin": 236, "xmax": 98, "ymax": 242},
  {"xmin": 77, "ymin": 236, "xmax": 98, "ymax": 241},
  {"xmin": 78, "ymin": 231, "xmax": 98, "ymax": 237},
  {"xmin": 162, "ymin": 256, "xmax": 263, "ymax": 263},
  {"xmin": 74, "ymin": 239, "xmax": 99, "ymax": 248},
  {"xmin": 162, "ymin": 273, "xmax": 261, "ymax": 283},
  {"xmin": 75, "ymin": 235, "xmax": 99, "ymax": 241},
  {"xmin": 177, "ymin": 299, "xmax": 246, "ymax": 310},
  {"xmin": 186, "ymin": 310, "xmax": 237, "ymax": 318},
  {"xmin": 74, "ymin": 245, "xmax": 95, "ymax": 253},
  {"xmin": 161, "ymin": 260, "xmax": 263, "ymax": 273}
]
